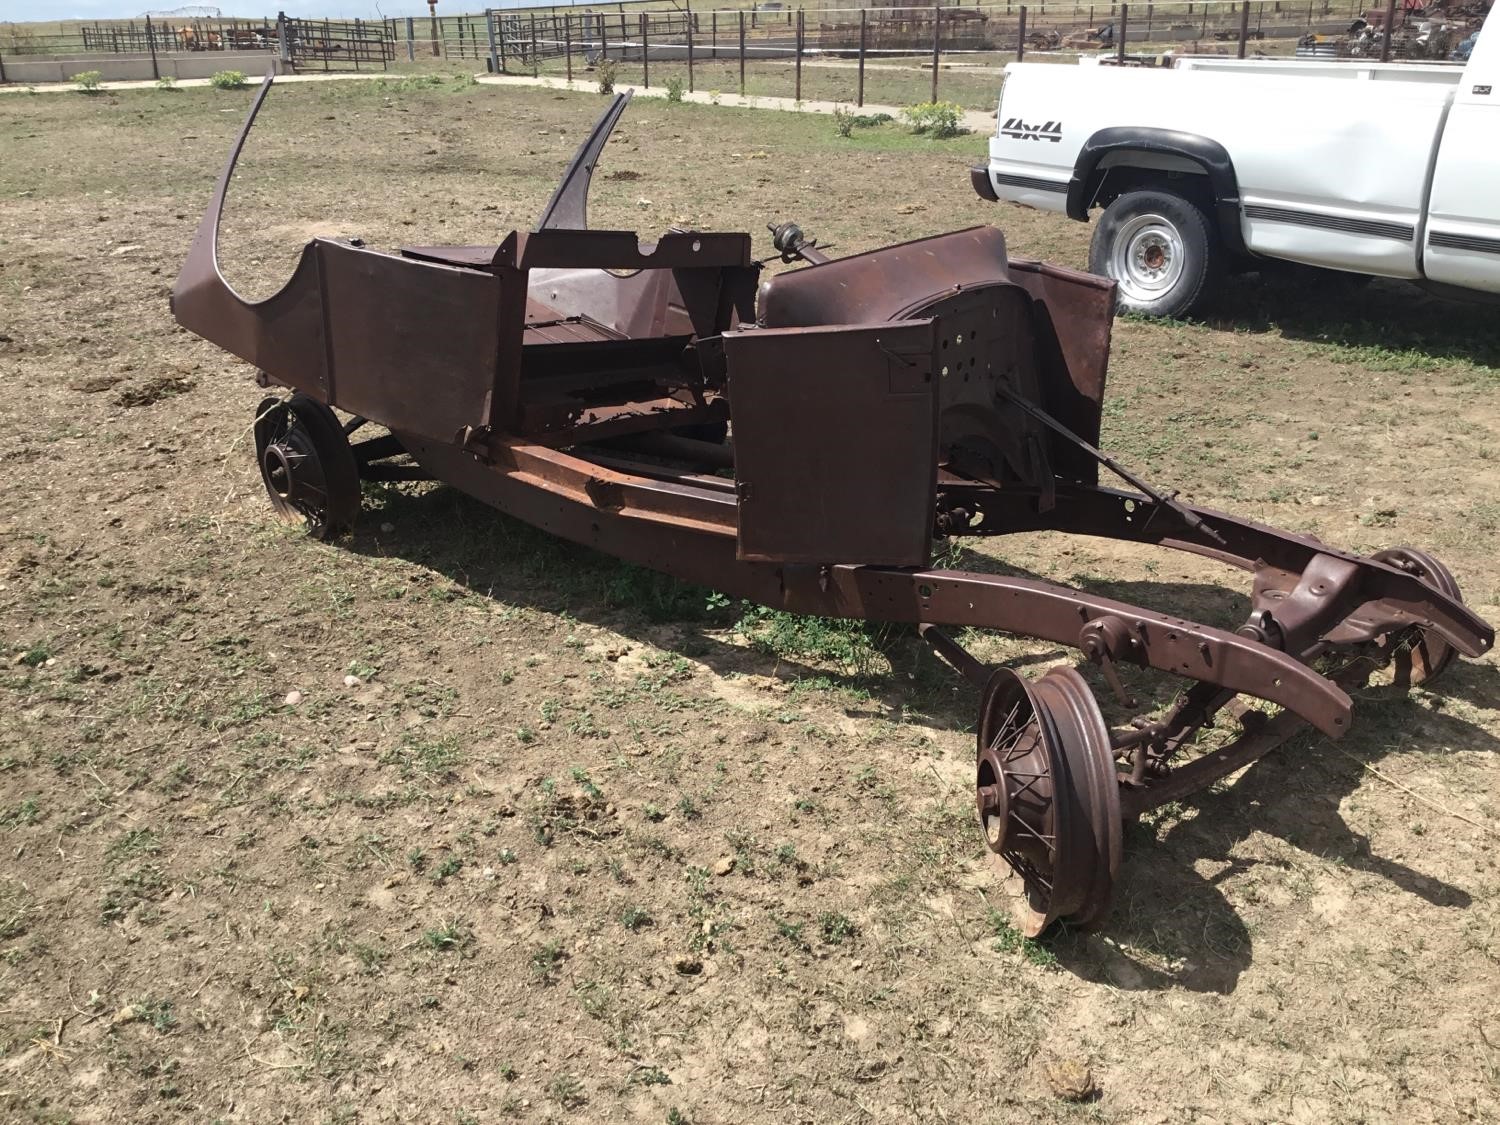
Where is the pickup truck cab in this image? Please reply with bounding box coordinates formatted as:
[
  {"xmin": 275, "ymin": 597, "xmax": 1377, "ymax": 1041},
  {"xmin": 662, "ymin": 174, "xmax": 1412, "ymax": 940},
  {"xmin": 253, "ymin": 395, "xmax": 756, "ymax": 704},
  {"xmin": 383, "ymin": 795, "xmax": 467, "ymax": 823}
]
[{"xmin": 972, "ymin": 12, "xmax": 1500, "ymax": 317}]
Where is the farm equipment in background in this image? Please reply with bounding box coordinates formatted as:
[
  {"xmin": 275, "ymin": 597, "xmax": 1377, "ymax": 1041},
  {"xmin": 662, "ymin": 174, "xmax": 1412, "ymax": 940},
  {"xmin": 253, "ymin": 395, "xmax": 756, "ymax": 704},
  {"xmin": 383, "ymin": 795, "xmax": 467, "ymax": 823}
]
[
  {"xmin": 1299, "ymin": 0, "xmax": 1493, "ymax": 57},
  {"xmin": 173, "ymin": 81, "xmax": 1493, "ymax": 936},
  {"xmin": 1062, "ymin": 24, "xmax": 1115, "ymax": 49}
]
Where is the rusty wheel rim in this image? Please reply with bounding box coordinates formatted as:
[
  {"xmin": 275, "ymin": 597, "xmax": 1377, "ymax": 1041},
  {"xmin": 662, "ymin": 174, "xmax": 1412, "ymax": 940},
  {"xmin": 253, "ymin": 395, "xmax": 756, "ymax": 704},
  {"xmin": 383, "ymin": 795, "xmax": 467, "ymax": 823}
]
[
  {"xmin": 976, "ymin": 666, "xmax": 1122, "ymax": 936},
  {"xmin": 253, "ymin": 395, "xmax": 360, "ymax": 540},
  {"xmin": 1371, "ymin": 547, "xmax": 1462, "ymax": 687}
]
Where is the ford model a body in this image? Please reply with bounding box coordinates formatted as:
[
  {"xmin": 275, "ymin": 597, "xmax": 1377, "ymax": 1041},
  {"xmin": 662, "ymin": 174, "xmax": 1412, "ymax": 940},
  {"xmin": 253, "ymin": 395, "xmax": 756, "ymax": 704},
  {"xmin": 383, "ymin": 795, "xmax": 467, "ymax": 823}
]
[{"xmin": 173, "ymin": 81, "xmax": 1492, "ymax": 935}]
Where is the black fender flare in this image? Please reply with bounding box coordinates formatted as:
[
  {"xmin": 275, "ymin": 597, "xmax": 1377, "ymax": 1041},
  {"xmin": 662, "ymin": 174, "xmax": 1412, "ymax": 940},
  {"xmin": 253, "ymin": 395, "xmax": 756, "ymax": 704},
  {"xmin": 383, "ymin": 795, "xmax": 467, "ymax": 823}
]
[{"xmin": 1067, "ymin": 127, "xmax": 1247, "ymax": 256}]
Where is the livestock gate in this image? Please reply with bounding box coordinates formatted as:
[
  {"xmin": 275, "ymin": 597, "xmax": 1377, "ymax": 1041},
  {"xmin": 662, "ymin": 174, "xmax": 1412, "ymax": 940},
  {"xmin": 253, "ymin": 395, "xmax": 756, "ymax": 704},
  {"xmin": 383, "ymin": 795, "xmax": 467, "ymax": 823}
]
[{"xmin": 284, "ymin": 16, "xmax": 395, "ymax": 71}]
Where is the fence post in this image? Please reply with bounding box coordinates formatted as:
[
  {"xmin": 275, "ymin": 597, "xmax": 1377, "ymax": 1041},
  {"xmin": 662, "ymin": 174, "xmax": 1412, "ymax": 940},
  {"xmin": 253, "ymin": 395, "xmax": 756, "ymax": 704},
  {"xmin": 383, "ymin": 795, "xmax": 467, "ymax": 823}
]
[
  {"xmin": 1379, "ymin": 0, "xmax": 1395, "ymax": 60},
  {"xmin": 1238, "ymin": 0, "xmax": 1250, "ymax": 57},
  {"xmin": 565, "ymin": 15, "xmax": 573, "ymax": 81},
  {"xmin": 1018, "ymin": 5, "xmax": 1027, "ymax": 60},
  {"xmin": 1146, "ymin": 1, "xmax": 1152, "ymax": 38},
  {"xmin": 641, "ymin": 13, "xmax": 649, "ymax": 87},
  {"xmin": 1118, "ymin": 1, "xmax": 1128, "ymax": 61},
  {"xmin": 429, "ymin": 4, "xmax": 440, "ymax": 56},
  {"xmin": 405, "ymin": 16, "xmax": 415, "ymax": 61},
  {"xmin": 712, "ymin": 10, "xmax": 717, "ymax": 58},
  {"xmin": 146, "ymin": 14, "xmax": 160, "ymax": 80},
  {"xmin": 601, "ymin": 16, "xmax": 607, "ymax": 62},
  {"xmin": 857, "ymin": 8, "xmax": 866, "ymax": 107},
  {"xmin": 485, "ymin": 9, "xmax": 499, "ymax": 73},
  {"xmin": 795, "ymin": 8, "xmax": 803, "ymax": 102},
  {"xmin": 931, "ymin": 3, "xmax": 941, "ymax": 103},
  {"xmin": 687, "ymin": 3, "xmax": 695, "ymax": 92},
  {"xmin": 530, "ymin": 13, "xmax": 538, "ymax": 76},
  {"xmin": 738, "ymin": 9, "xmax": 746, "ymax": 95},
  {"xmin": 0, "ymin": 48, "xmax": 6, "ymax": 86}
]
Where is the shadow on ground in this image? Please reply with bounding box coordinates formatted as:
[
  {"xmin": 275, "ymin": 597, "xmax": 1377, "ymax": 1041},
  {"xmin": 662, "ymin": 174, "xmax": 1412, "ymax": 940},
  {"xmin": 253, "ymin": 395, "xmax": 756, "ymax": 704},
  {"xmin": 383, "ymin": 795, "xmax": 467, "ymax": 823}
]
[
  {"xmin": 348, "ymin": 479, "xmax": 1500, "ymax": 996},
  {"xmin": 1207, "ymin": 270, "xmax": 1500, "ymax": 373},
  {"xmin": 1053, "ymin": 659, "xmax": 1500, "ymax": 994}
]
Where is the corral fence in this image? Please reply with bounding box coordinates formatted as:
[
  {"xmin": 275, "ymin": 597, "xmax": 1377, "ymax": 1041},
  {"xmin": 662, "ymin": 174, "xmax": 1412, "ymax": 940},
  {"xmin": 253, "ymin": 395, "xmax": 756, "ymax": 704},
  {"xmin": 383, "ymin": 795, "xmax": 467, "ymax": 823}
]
[
  {"xmin": 375, "ymin": 0, "xmax": 1470, "ymax": 108},
  {"xmin": 2, "ymin": 16, "xmax": 280, "ymax": 57},
  {"xmin": 2, "ymin": 0, "xmax": 1476, "ymax": 91},
  {"xmin": 282, "ymin": 16, "xmax": 395, "ymax": 71},
  {"xmin": 0, "ymin": 11, "xmax": 394, "ymax": 83}
]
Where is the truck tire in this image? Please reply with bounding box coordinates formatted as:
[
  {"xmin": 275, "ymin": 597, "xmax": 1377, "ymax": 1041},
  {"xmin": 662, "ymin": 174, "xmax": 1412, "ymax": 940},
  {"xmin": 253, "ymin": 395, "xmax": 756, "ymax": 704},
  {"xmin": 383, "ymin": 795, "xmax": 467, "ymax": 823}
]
[{"xmin": 1088, "ymin": 190, "xmax": 1220, "ymax": 319}]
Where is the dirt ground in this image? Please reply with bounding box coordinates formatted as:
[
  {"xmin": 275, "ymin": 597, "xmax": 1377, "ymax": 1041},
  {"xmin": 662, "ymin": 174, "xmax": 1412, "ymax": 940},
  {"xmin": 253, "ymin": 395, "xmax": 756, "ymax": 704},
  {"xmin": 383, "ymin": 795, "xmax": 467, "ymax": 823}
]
[{"xmin": 1, "ymin": 78, "xmax": 1498, "ymax": 1124}]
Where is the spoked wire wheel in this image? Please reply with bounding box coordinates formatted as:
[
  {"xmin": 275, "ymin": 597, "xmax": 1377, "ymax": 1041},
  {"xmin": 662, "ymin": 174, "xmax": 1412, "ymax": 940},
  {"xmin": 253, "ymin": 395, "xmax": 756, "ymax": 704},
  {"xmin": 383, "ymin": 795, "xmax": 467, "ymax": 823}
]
[
  {"xmin": 253, "ymin": 394, "xmax": 361, "ymax": 540},
  {"xmin": 1369, "ymin": 546, "xmax": 1463, "ymax": 687},
  {"xmin": 976, "ymin": 666, "xmax": 1122, "ymax": 936}
]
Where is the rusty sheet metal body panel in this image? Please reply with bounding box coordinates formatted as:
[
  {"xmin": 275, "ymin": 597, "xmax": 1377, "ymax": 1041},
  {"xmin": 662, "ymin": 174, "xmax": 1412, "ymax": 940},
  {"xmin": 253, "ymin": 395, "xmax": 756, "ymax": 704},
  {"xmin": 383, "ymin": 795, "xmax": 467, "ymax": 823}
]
[
  {"xmin": 726, "ymin": 319, "xmax": 940, "ymax": 565},
  {"xmin": 174, "ymin": 78, "xmax": 1493, "ymax": 936}
]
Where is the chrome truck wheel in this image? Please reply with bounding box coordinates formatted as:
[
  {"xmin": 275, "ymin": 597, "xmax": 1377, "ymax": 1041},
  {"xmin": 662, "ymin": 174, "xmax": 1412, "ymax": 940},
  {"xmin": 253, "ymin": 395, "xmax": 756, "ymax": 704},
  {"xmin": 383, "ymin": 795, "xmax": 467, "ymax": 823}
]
[
  {"xmin": 1089, "ymin": 189, "xmax": 1220, "ymax": 319},
  {"xmin": 1112, "ymin": 213, "xmax": 1184, "ymax": 302}
]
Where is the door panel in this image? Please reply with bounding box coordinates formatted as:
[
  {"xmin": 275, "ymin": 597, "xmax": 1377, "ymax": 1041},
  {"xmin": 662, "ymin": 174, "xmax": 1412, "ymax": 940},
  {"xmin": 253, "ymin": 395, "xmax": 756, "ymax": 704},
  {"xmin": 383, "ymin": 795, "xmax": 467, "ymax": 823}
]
[
  {"xmin": 317, "ymin": 241, "xmax": 501, "ymax": 444},
  {"xmin": 725, "ymin": 320, "xmax": 939, "ymax": 566},
  {"xmin": 1423, "ymin": 89, "xmax": 1500, "ymax": 293}
]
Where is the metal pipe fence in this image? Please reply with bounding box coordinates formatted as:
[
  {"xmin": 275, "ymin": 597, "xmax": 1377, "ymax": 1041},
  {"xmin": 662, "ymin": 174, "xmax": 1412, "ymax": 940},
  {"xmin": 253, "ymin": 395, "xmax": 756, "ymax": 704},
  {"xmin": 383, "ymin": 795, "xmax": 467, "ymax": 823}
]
[
  {"xmin": 418, "ymin": 0, "xmax": 1444, "ymax": 110},
  {"xmin": 3, "ymin": 2, "xmax": 1468, "ymax": 93},
  {"xmin": 0, "ymin": 12, "xmax": 395, "ymax": 76},
  {"xmin": 1, "ymin": 16, "xmax": 282, "ymax": 57},
  {"xmin": 377, "ymin": 0, "xmax": 1379, "ymax": 73},
  {"xmin": 284, "ymin": 17, "xmax": 395, "ymax": 70},
  {"xmin": 471, "ymin": 1, "xmax": 1378, "ymax": 65}
]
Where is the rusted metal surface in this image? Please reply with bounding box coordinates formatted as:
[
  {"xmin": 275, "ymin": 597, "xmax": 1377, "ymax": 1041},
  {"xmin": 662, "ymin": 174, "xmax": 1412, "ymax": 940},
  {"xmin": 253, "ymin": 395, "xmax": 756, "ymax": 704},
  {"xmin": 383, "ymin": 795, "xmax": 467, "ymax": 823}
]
[
  {"xmin": 174, "ymin": 78, "xmax": 1494, "ymax": 936},
  {"xmin": 727, "ymin": 318, "xmax": 939, "ymax": 565},
  {"xmin": 978, "ymin": 666, "xmax": 1120, "ymax": 935}
]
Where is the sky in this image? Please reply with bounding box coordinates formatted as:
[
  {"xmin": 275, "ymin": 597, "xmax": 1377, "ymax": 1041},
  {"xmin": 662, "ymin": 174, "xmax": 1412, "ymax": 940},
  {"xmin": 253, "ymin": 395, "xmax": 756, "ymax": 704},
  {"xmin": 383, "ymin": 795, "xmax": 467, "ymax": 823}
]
[{"xmin": 0, "ymin": 0, "xmax": 557, "ymax": 21}]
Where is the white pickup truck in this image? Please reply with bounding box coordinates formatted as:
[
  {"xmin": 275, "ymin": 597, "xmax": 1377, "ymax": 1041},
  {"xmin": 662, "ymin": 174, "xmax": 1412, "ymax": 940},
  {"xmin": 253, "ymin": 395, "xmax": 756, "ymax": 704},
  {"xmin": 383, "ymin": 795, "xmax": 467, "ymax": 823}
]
[{"xmin": 972, "ymin": 12, "xmax": 1499, "ymax": 317}]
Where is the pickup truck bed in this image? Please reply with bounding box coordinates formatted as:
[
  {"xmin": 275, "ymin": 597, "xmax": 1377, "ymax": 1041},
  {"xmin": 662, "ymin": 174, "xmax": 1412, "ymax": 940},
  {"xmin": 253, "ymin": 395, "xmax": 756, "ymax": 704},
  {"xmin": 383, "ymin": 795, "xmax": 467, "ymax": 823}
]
[{"xmin": 973, "ymin": 14, "xmax": 1500, "ymax": 315}]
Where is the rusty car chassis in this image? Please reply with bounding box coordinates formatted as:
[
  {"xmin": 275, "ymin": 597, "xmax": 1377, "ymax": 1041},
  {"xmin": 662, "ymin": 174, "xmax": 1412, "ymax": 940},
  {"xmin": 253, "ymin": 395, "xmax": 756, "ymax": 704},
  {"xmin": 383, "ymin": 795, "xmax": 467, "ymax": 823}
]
[{"xmin": 173, "ymin": 80, "xmax": 1493, "ymax": 935}]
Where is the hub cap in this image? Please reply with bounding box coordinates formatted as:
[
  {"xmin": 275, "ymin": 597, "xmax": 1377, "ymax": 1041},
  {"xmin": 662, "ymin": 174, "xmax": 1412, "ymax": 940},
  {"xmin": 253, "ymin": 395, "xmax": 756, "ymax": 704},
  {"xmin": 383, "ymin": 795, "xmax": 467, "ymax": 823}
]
[
  {"xmin": 1109, "ymin": 213, "xmax": 1185, "ymax": 306},
  {"xmin": 252, "ymin": 395, "xmax": 360, "ymax": 540}
]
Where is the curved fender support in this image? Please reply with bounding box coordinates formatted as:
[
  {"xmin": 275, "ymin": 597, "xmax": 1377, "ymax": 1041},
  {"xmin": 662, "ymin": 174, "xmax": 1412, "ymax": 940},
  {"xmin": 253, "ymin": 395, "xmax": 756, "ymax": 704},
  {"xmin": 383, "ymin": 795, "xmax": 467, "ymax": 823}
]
[
  {"xmin": 172, "ymin": 71, "xmax": 277, "ymax": 314},
  {"xmin": 535, "ymin": 90, "xmax": 634, "ymax": 232},
  {"xmin": 170, "ymin": 72, "xmax": 339, "ymax": 392}
]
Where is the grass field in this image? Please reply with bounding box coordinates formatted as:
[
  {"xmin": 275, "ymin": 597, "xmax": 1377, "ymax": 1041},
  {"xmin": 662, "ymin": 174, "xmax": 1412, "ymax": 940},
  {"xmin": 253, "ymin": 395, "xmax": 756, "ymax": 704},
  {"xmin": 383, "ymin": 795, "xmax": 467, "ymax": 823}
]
[{"xmin": 1, "ymin": 77, "xmax": 1498, "ymax": 1123}]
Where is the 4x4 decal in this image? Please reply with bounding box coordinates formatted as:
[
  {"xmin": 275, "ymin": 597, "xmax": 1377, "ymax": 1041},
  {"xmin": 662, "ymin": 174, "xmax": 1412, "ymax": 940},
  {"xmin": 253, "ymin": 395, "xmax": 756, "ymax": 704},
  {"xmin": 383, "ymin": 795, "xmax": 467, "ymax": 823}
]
[{"xmin": 1001, "ymin": 117, "xmax": 1064, "ymax": 142}]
